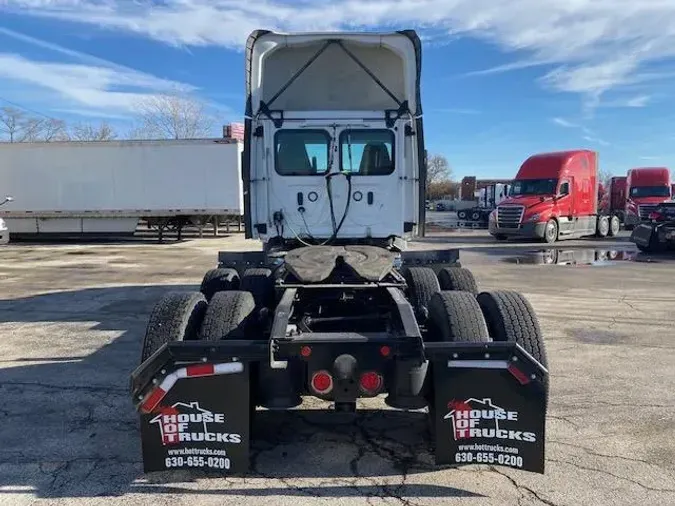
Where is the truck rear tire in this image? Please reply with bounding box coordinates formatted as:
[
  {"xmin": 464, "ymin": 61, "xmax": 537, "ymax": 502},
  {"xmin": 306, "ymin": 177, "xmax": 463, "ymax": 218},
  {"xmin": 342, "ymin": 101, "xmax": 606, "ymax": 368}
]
[
  {"xmin": 240, "ymin": 268, "xmax": 275, "ymax": 309},
  {"xmin": 476, "ymin": 290, "xmax": 547, "ymax": 367},
  {"xmin": 199, "ymin": 291, "xmax": 256, "ymax": 340},
  {"xmin": 425, "ymin": 291, "xmax": 490, "ymax": 437},
  {"xmin": 403, "ymin": 267, "xmax": 441, "ymax": 320},
  {"xmin": 427, "ymin": 291, "xmax": 490, "ymax": 343},
  {"xmin": 200, "ymin": 268, "xmax": 240, "ymax": 301},
  {"xmin": 544, "ymin": 219, "xmax": 558, "ymax": 244},
  {"xmin": 608, "ymin": 215, "xmax": 620, "ymax": 237},
  {"xmin": 457, "ymin": 210, "xmax": 467, "ymax": 220},
  {"xmin": 476, "ymin": 290, "xmax": 548, "ymax": 407},
  {"xmin": 437, "ymin": 267, "xmax": 478, "ymax": 295},
  {"xmin": 596, "ymin": 216, "xmax": 609, "ymax": 238},
  {"xmin": 141, "ymin": 291, "xmax": 207, "ymax": 363}
]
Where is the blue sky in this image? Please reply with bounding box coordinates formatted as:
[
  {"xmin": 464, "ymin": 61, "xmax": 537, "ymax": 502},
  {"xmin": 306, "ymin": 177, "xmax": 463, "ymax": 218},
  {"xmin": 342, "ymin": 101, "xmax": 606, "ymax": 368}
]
[{"xmin": 1, "ymin": 1, "xmax": 675, "ymax": 180}]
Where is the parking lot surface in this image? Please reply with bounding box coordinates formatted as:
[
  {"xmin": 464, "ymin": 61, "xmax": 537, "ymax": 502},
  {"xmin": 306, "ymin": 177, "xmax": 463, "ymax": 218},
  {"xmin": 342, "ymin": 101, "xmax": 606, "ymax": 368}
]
[{"xmin": 1, "ymin": 231, "xmax": 674, "ymax": 506}]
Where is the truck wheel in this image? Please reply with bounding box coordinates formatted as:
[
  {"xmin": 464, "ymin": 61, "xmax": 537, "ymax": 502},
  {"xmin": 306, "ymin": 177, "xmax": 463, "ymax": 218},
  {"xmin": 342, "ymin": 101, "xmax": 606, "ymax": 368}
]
[
  {"xmin": 199, "ymin": 291, "xmax": 255, "ymax": 340},
  {"xmin": 425, "ymin": 292, "xmax": 490, "ymax": 438},
  {"xmin": 477, "ymin": 291, "xmax": 548, "ymax": 407},
  {"xmin": 457, "ymin": 210, "xmax": 467, "ymax": 220},
  {"xmin": 608, "ymin": 216, "xmax": 621, "ymax": 237},
  {"xmin": 476, "ymin": 291, "xmax": 547, "ymax": 368},
  {"xmin": 437, "ymin": 267, "xmax": 478, "ymax": 295},
  {"xmin": 403, "ymin": 267, "xmax": 441, "ymax": 320},
  {"xmin": 471, "ymin": 211, "xmax": 481, "ymax": 221},
  {"xmin": 240, "ymin": 268, "xmax": 275, "ymax": 308},
  {"xmin": 200, "ymin": 268, "xmax": 240, "ymax": 301},
  {"xmin": 427, "ymin": 291, "xmax": 490, "ymax": 342},
  {"xmin": 596, "ymin": 216, "xmax": 609, "ymax": 238},
  {"xmin": 544, "ymin": 219, "xmax": 558, "ymax": 244},
  {"xmin": 141, "ymin": 291, "xmax": 207, "ymax": 363}
]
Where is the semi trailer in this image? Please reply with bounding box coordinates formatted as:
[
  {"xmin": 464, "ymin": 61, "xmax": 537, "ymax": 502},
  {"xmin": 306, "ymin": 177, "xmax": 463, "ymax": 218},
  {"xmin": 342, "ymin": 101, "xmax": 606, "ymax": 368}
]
[
  {"xmin": 488, "ymin": 150, "xmax": 621, "ymax": 243},
  {"xmin": 0, "ymin": 138, "xmax": 244, "ymax": 239},
  {"xmin": 131, "ymin": 30, "xmax": 549, "ymax": 476},
  {"xmin": 624, "ymin": 167, "xmax": 671, "ymax": 229}
]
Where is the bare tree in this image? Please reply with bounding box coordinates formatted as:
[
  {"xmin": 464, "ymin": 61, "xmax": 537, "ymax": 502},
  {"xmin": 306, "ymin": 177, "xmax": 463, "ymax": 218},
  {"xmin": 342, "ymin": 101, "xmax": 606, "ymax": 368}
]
[
  {"xmin": 426, "ymin": 154, "xmax": 453, "ymax": 185},
  {"xmin": 598, "ymin": 168, "xmax": 613, "ymax": 189},
  {"xmin": 0, "ymin": 107, "xmax": 26, "ymax": 142},
  {"xmin": 19, "ymin": 118, "xmax": 68, "ymax": 142},
  {"xmin": 129, "ymin": 94, "xmax": 214, "ymax": 140},
  {"xmin": 70, "ymin": 122, "xmax": 117, "ymax": 141}
]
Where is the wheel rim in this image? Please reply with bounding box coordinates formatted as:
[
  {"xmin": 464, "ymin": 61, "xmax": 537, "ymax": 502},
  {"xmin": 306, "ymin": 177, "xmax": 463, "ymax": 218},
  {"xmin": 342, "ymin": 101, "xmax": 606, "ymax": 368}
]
[
  {"xmin": 600, "ymin": 219, "xmax": 609, "ymax": 235},
  {"xmin": 546, "ymin": 221, "xmax": 556, "ymax": 241}
]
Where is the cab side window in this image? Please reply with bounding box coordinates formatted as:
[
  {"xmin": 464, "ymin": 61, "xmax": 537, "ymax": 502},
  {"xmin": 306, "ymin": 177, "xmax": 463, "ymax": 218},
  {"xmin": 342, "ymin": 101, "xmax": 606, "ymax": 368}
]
[{"xmin": 559, "ymin": 181, "xmax": 570, "ymax": 196}]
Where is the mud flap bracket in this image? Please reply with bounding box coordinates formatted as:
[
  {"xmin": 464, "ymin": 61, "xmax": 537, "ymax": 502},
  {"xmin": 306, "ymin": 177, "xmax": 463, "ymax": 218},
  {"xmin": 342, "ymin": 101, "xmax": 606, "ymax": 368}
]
[{"xmin": 425, "ymin": 342, "xmax": 548, "ymax": 474}]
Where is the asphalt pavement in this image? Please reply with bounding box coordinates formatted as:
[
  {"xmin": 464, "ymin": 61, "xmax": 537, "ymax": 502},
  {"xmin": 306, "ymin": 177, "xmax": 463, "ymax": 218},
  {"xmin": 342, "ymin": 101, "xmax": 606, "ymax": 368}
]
[{"xmin": 0, "ymin": 231, "xmax": 674, "ymax": 506}]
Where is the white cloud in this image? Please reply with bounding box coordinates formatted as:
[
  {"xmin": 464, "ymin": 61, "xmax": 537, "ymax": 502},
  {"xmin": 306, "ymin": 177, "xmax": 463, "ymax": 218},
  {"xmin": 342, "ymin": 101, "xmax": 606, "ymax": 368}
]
[
  {"xmin": 4, "ymin": 0, "xmax": 675, "ymax": 107},
  {"xmin": 583, "ymin": 135, "xmax": 610, "ymax": 147},
  {"xmin": 551, "ymin": 117, "xmax": 578, "ymax": 128},
  {"xmin": 0, "ymin": 53, "xmax": 194, "ymax": 112}
]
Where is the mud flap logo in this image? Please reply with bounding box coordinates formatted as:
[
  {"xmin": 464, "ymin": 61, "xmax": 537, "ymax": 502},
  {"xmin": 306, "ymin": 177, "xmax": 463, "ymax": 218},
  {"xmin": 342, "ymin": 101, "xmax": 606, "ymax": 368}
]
[
  {"xmin": 444, "ymin": 398, "xmax": 537, "ymax": 443},
  {"xmin": 150, "ymin": 402, "xmax": 242, "ymax": 445}
]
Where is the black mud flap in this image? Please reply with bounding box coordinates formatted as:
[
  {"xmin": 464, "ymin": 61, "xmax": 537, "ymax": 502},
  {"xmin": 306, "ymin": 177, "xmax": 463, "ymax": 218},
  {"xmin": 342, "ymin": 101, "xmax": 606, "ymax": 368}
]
[
  {"xmin": 426, "ymin": 342, "xmax": 548, "ymax": 474},
  {"xmin": 630, "ymin": 223, "xmax": 656, "ymax": 247},
  {"xmin": 131, "ymin": 341, "xmax": 267, "ymax": 474}
]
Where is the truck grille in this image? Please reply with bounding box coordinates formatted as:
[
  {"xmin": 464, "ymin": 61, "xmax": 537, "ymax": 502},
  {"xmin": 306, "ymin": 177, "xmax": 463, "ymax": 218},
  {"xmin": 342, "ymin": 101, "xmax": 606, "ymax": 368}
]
[
  {"xmin": 497, "ymin": 206, "xmax": 524, "ymax": 228},
  {"xmin": 638, "ymin": 205, "xmax": 657, "ymax": 221}
]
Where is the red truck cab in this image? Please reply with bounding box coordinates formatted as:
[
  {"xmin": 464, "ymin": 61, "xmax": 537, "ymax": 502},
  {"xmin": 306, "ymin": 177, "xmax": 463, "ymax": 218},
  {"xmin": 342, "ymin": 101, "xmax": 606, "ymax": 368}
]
[
  {"xmin": 625, "ymin": 168, "xmax": 671, "ymax": 228},
  {"xmin": 489, "ymin": 150, "xmax": 616, "ymax": 243},
  {"xmin": 600, "ymin": 176, "xmax": 627, "ymax": 221}
]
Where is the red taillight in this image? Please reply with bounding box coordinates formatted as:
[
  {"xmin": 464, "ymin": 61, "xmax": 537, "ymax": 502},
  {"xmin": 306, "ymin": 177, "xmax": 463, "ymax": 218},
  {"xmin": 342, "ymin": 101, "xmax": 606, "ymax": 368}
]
[
  {"xmin": 310, "ymin": 370, "xmax": 333, "ymax": 394},
  {"xmin": 649, "ymin": 211, "xmax": 663, "ymax": 221},
  {"xmin": 359, "ymin": 371, "xmax": 383, "ymax": 394},
  {"xmin": 300, "ymin": 346, "xmax": 312, "ymax": 357},
  {"xmin": 379, "ymin": 345, "xmax": 391, "ymax": 357}
]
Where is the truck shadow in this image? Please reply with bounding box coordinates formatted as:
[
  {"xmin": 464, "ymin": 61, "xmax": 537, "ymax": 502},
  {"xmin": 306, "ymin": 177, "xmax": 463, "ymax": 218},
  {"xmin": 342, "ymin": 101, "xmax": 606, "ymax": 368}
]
[{"xmin": 0, "ymin": 286, "xmax": 478, "ymax": 500}]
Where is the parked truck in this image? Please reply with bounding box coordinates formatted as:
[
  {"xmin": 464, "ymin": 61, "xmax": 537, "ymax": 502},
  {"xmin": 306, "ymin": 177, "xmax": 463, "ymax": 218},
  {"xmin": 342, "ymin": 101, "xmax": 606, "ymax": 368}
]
[
  {"xmin": 457, "ymin": 183, "xmax": 511, "ymax": 228},
  {"xmin": 599, "ymin": 176, "xmax": 627, "ymax": 223},
  {"xmin": 131, "ymin": 29, "xmax": 549, "ymax": 476},
  {"xmin": 488, "ymin": 150, "xmax": 621, "ymax": 243},
  {"xmin": 624, "ymin": 167, "xmax": 671, "ymax": 229},
  {"xmin": 0, "ymin": 138, "xmax": 244, "ymax": 239}
]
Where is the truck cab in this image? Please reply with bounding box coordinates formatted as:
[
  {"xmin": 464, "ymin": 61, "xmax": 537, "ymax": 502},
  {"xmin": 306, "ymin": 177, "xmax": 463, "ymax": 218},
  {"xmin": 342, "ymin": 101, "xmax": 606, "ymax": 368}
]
[
  {"xmin": 625, "ymin": 167, "xmax": 671, "ymax": 227},
  {"xmin": 242, "ymin": 31, "xmax": 425, "ymax": 252},
  {"xmin": 489, "ymin": 150, "xmax": 601, "ymax": 243}
]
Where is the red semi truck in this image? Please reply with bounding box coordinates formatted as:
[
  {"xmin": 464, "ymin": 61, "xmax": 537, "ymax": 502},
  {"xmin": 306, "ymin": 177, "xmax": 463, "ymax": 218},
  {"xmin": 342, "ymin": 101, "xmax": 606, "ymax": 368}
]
[
  {"xmin": 624, "ymin": 167, "xmax": 671, "ymax": 229},
  {"xmin": 488, "ymin": 150, "xmax": 621, "ymax": 243},
  {"xmin": 599, "ymin": 176, "xmax": 627, "ymax": 222}
]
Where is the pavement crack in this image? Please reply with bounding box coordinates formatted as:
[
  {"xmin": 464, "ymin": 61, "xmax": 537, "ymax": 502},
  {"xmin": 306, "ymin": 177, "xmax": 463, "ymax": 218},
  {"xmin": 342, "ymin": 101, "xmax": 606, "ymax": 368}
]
[
  {"xmin": 548, "ymin": 458, "xmax": 675, "ymax": 493},
  {"xmin": 550, "ymin": 440, "xmax": 657, "ymax": 466},
  {"xmin": 491, "ymin": 467, "xmax": 559, "ymax": 506},
  {"xmin": 0, "ymin": 381, "xmax": 127, "ymax": 394}
]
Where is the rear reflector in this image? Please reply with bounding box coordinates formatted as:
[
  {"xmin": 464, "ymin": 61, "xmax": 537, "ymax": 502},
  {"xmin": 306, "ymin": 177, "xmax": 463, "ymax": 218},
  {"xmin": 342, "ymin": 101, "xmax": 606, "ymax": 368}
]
[
  {"xmin": 310, "ymin": 370, "xmax": 333, "ymax": 394},
  {"xmin": 186, "ymin": 364, "xmax": 215, "ymax": 377},
  {"xmin": 359, "ymin": 371, "xmax": 383, "ymax": 394},
  {"xmin": 140, "ymin": 387, "xmax": 167, "ymax": 413},
  {"xmin": 379, "ymin": 345, "xmax": 391, "ymax": 357},
  {"xmin": 507, "ymin": 363, "xmax": 531, "ymax": 385},
  {"xmin": 300, "ymin": 346, "xmax": 312, "ymax": 357}
]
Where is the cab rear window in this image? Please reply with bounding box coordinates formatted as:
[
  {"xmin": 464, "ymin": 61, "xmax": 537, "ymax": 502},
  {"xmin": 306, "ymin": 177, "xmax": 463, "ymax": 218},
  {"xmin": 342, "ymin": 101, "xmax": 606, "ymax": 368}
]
[{"xmin": 275, "ymin": 130, "xmax": 330, "ymax": 176}]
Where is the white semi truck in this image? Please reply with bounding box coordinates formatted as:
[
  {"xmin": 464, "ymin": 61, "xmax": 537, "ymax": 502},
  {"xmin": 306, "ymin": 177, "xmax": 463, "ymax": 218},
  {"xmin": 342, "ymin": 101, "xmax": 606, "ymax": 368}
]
[
  {"xmin": 131, "ymin": 30, "xmax": 549, "ymax": 477},
  {"xmin": 0, "ymin": 138, "xmax": 244, "ymax": 240}
]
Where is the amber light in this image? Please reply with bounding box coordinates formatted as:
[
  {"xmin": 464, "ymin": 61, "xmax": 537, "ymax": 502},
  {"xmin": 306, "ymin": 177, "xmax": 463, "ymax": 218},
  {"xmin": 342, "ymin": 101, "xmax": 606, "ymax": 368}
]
[
  {"xmin": 359, "ymin": 371, "xmax": 383, "ymax": 394},
  {"xmin": 310, "ymin": 370, "xmax": 333, "ymax": 394}
]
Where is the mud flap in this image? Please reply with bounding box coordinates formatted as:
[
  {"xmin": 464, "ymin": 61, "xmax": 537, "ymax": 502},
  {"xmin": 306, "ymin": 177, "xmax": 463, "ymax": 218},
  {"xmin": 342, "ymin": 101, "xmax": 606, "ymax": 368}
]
[
  {"xmin": 131, "ymin": 342, "xmax": 267, "ymax": 474},
  {"xmin": 426, "ymin": 342, "xmax": 547, "ymax": 474}
]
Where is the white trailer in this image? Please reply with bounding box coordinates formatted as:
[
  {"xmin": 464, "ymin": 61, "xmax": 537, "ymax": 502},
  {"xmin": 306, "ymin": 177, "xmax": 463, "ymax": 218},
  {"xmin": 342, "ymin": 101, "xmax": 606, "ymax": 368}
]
[{"xmin": 0, "ymin": 138, "xmax": 243, "ymax": 239}]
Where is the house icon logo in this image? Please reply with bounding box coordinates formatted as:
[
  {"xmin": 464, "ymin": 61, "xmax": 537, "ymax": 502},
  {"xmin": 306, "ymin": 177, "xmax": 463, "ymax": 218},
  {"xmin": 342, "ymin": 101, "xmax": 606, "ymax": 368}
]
[
  {"xmin": 444, "ymin": 398, "xmax": 537, "ymax": 443},
  {"xmin": 150, "ymin": 401, "xmax": 241, "ymax": 446}
]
